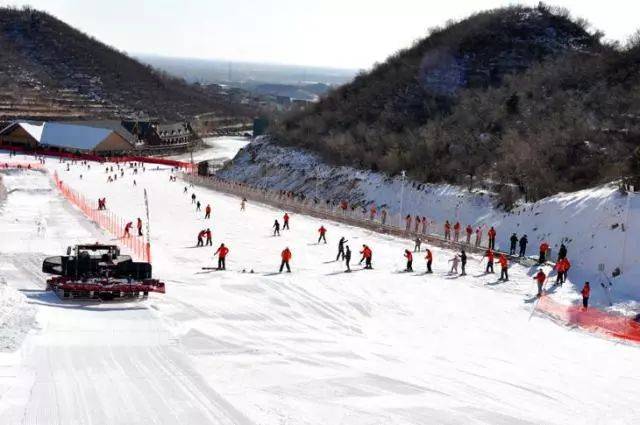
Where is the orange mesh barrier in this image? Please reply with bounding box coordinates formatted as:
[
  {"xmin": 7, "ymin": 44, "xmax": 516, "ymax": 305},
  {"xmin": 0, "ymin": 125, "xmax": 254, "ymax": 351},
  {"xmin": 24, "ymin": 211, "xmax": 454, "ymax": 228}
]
[
  {"xmin": 52, "ymin": 171, "xmax": 151, "ymax": 263},
  {"xmin": 537, "ymin": 296, "xmax": 640, "ymax": 343}
]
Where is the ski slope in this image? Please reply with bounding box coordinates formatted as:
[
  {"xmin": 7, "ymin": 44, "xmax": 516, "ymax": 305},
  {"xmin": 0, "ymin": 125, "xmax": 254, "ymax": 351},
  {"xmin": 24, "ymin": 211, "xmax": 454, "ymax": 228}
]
[{"xmin": 1, "ymin": 151, "xmax": 639, "ymax": 424}]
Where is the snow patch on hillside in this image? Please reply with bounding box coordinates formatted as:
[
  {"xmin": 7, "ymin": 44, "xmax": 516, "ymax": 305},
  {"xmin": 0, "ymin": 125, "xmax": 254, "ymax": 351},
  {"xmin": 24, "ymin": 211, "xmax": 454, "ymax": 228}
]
[
  {"xmin": 0, "ymin": 281, "xmax": 35, "ymax": 352},
  {"xmin": 219, "ymin": 138, "xmax": 640, "ymax": 302}
]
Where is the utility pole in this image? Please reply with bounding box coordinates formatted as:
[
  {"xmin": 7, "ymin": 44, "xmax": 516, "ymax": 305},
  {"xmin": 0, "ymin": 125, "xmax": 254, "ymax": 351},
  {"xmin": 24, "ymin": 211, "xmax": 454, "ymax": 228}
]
[{"xmin": 399, "ymin": 170, "xmax": 406, "ymax": 228}]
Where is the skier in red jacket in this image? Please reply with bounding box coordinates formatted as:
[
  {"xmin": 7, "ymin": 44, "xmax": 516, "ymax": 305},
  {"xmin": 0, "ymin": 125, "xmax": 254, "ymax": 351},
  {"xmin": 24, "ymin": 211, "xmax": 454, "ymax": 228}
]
[
  {"xmin": 453, "ymin": 222, "xmax": 461, "ymax": 242},
  {"xmin": 581, "ymin": 282, "xmax": 591, "ymax": 308},
  {"xmin": 318, "ymin": 226, "xmax": 327, "ymax": 244},
  {"xmin": 205, "ymin": 204, "xmax": 212, "ymax": 219},
  {"xmin": 197, "ymin": 229, "xmax": 206, "ymax": 247},
  {"xmin": 465, "ymin": 225, "xmax": 473, "ymax": 244},
  {"xmin": 444, "ymin": 221, "xmax": 451, "ymax": 240},
  {"xmin": 487, "ymin": 226, "xmax": 497, "ymax": 250},
  {"xmin": 359, "ymin": 245, "xmax": 373, "ymax": 269},
  {"xmin": 404, "ymin": 249, "xmax": 413, "ymax": 272},
  {"xmin": 280, "ymin": 247, "xmax": 292, "ymax": 272},
  {"xmin": 205, "ymin": 228, "xmax": 212, "ymax": 246},
  {"xmin": 124, "ymin": 221, "xmax": 132, "ymax": 238},
  {"xmin": 484, "ymin": 248, "xmax": 495, "ymax": 273},
  {"xmin": 539, "ymin": 242, "xmax": 550, "ymax": 264},
  {"xmin": 283, "ymin": 213, "xmax": 290, "ymax": 230},
  {"xmin": 424, "ymin": 249, "xmax": 433, "ymax": 273},
  {"xmin": 214, "ymin": 243, "xmax": 229, "ymax": 270},
  {"xmin": 497, "ymin": 253, "xmax": 509, "ymax": 281},
  {"xmin": 534, "ymin": 269, "xmax": 546, "ymax": 297}
]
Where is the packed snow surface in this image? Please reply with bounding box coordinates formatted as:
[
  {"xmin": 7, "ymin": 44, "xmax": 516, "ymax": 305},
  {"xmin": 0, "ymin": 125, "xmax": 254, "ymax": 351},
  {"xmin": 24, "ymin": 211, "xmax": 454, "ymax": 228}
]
[{"xmin": 0, "ymin": 145, "xmax": 639, "ymax": 424}]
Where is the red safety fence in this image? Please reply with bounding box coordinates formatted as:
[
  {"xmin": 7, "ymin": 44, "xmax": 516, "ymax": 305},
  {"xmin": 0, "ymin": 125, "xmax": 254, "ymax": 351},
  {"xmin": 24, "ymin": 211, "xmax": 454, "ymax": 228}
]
[
  {"xmin": 537, "ymin": 296, "xmax": 640, "ymax": 343},
  {"xmin": 52, "ymin": 171, "xmax": 151, "ymax": 263}
]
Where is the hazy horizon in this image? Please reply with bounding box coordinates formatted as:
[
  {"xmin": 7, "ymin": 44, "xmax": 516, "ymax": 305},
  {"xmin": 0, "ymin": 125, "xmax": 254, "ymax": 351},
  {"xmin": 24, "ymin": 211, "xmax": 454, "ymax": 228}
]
[{"xmin": 1, "ymin": 0, "xmax": 639, "ymax": 69}]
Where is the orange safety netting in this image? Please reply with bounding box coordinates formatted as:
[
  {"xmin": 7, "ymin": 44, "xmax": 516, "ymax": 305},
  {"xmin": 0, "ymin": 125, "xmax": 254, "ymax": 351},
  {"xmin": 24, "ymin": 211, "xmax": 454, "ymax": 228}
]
[
  {"xmin": 537, "ymin": 296, "xmax": 640, "ymax": 343},
  {"xmin": 52, "ymin": 171, "xmax": 151, "ymax": 263}
]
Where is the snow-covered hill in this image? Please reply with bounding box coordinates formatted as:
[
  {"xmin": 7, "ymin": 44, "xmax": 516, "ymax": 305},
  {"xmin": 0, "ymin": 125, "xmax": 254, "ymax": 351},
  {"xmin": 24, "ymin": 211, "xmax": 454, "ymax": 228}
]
[{"xmin": 219, "ymin": 138, "xmax": 640, "ymax": 302}]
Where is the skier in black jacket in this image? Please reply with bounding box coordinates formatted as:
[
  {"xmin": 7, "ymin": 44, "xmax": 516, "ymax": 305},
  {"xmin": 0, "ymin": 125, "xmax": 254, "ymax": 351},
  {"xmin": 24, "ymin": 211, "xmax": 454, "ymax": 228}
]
[
  {"xmin": 509, "ymin": 233, "xmax": 518, "ymax": 255},
  {"xmin": 518, "ymin": 235, "xmax": 528, "ymax": 257},
  {"xmin": 336, "ymin": 237, "xmax": 348, "ymax": 261}
]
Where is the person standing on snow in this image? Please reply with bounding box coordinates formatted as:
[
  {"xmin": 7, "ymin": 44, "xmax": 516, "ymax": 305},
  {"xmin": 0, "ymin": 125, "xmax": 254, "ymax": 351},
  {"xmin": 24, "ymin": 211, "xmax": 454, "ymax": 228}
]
[
  {"xmin": 273, "ymin": 219, "xmax": 280, "ymax": 236},
  {"xmin": 404, "ymin": 249, "xmax": 413, "ymax": 272},
  {"xmin": 475, "ymin": 226, "xmax": 483, "ymax": 247},
  {"xmin": 405, "ymin": 215, "xmax": 412, "ymax": 232},
  {"xmin": 214, "ymin": 243, "xmax": 229, "ymax": 270},
  {"xmin": 369, "ymin": 205, "xmax": 377, "ymax": 220},
  {"xmin": 538, "ymin": 241, "xmax": 549, "ymax": 264},
  {"xmin": 509, "ymin": 233, "xmax": 518, "ymax": 256},
  {"xmin": 205, "ymin": 228, "xmax": 212, "ymax": 246},
  {"xmin": 487, "ymin": 226, "xmax": 497, "ymax": 250},
  {"xmin": 465, "ymin": 225, "xmax": 473, "ymax": 244},
  {"xmin": 191, "ymin": 193, "xmax": 196, "ymax": 204},
  {"xmin": 425, "ymin": 249, "xmax": 433, "ymax": 274},
  {"xmin": 414, "ymin": 237, "xmax": 422, "ymax": 252},
  {"xmin": 460, "ymin": 249, "xmax": 467, "ymax": 276},
  {"xmin": 555, "ymin": 257, "xmax": 571, "ymax": 285},
  {"xmin": 359, "ymin": 245, "xmax": 373, "ymax": 269},
  {"xmin": 444, "ymin": 221, "xmax": 451, "ymax": 240},
  {"xmin": 336, "ymin": 237, "xmax": 348, "ymax": 261},
  {"xmin": 448, "ymin": 254, "xmax": 459, "ymax": 274},
  {"xmin": 197, "ymin": 229, "xmax": 206, "ymax": 247},
  {"xmin": 283, "ymin": 213, "xmax": 290, "ymax": 230},
  {"xmin": 581, "ymin": 282, "xmax": 591, "ymax": 309},
  {"xmin": 318, "ymin": 226, "xmax": 327, "ymax": 244},
  {"xmin": 534, "ymin": 269, "xmax": 546, "ymax": 297},
  {"xmin": 497, "ymin": 253, "xmax": 509, "ymax": 281},
  {"xmin": 137, "ymin": 217, "xmax": 143, "ymax": 237},
  {"xmin": 124, "ymin": 222, "xmax": 133, "ymax": 238},
  {"xmin": 279, "ymin": 247, "xmax": 292, "ymax": 273},
  {"xmin": 196, "ymin": 200, "xmax": 201, "ymax": 212},
  {"xmin": 380, "ymin": 209, "xmax": 387, "ymax": 225},
  {"xmin": 414, "ymin": 215, "xmax": 421, "ymax": 233},
  {"xmin": 422, "ymin": 216, "xmax": 428, "ymax": 235},
  {"xmin": 453, "ymin": 221, "xmax": 461, "ymax": 242},
  {"xmin": 344, "ymin": 246, "xmax": 352, "ymax": 272},
  {"xmin": 484, "ymin": 248, "xmax": 495, "ymax": 274},
  {"xmin": 557, "ymin": 243, "xmax": 568, "ymax": 261},
  {"xmin": 519, "ymin": 235, "xmax": 528, "ymax": 257},
  {"xmin": 241, "ymin": 198, "xmax": 246, "ymax": 211},
  {"xmin": 205, "ymin": 204, "xmax": 211, "ymax": 219}
]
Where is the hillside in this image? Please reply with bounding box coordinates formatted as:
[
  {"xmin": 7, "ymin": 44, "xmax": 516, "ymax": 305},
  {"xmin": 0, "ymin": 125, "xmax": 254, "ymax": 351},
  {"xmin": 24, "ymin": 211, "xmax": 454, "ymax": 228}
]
[
  {"xmin": 0, "ymin": 7, "xmax": 251, "ymax": 121},
  {"xmin": 273, "ymin": 4, "xmax": 640, "ymax": 201}
]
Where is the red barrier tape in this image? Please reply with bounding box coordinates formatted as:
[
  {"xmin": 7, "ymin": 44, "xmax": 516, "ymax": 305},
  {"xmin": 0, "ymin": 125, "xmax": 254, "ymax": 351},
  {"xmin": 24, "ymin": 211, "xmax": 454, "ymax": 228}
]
[
  {"xmin": 52, "ymin": 171, "xmax": 151, "ymax": 263},
  {"xmin": 537, "ymin": 296, "xmax": 640, "ymax": 343}
]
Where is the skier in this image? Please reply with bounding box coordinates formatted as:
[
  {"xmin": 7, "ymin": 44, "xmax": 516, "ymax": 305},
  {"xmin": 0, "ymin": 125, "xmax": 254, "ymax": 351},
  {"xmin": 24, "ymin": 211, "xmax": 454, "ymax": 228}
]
[
  {"xmin": 519, "ymin": 234, "xmax": 528, "ymax": 257},
  {"xmin": 197, "ymin": 229, "xmax": 206, "ymax": 247},
  {"xmin": 487, "ymin": 226, "xmax": 497, "ymax": 250},
  {"xmin": 369, "ymin": 205, "xmax": 377, "ymax": 220},
  {"xmin": 196, "ymin": 201, "xmax": 201, "ymax": 212},
  {"xmin": 497, "ymin": 253, "xmax": 509, "ymax": 281},
  {"xmin": 283, "ymin": 213, "xmax": 290, "ymax": 230},
  {"xmin": 214, "ymin": 243, "xmax": 229, "ymax": 270},
  {"xmin": 538, "ymin": 241, "xmax": 549, "ymax": 264},
  {"xmin": 344, "ymin": 246, "xmax": 352, "ymax": 272},
  {"xmin": 484, "ymin": 248, "xmax": 495, "ymax": 274},
  {"xmin": 359, "ymin": 244, "xmax": 373, "ymax": 269},
  {"xmin": 124, "ymin": 221, "xmax": 133, "ymax": 238},
  {"xmin": 279, "ymin": 247, "xmax": 292, "ymax": 273},
  {"xmin": 555, "ymin": 257, "xmax": 571, "ymax": 285},
  {"xmin": 137, "ymin": 217, "xmax": 143, "ymax": 236},
  {"xmin": 509, "ymin": 233, "xmax": 518, "ymax": 256},
  {"xmin": 534, "ymin": 269, "xmax": 547, "ymax": 297},
  {"xmin": 205, "ymin": 204, "xmax": 211, "ymax": 219},
  {"xmin": 475, "ymin": 226, "xmax": 482, "ymax": 247},
  {"xmin": 424, "ymin": 249, "xmax": 433, "ymax": 273},
  {"xmin": 453, "ymin": 221, "xmax": 461, "ymax": 242},
  {"xmin": 273, "ymin": 219, "xmax": 281, "ymax": 236},
  {"xmin": 380, "ymin": 209, "xmax": 387, "ymax": 225},
  {"xmin": 557, "ymin": 243, "xmax": 567, "ymax": 261},
  {"xmin": 191, "ymin": 193, "xmax": 196, "ymax": 203},
  {"xmin": 465, "ymin": 224, "xmax": 473, "ymax": 244},
  {"xmin": 318, "ymin": 225, "xmax": 327, "ymax": 244},
  {"xmin": 336, "ymin": 237, "xmax": 348, "ymax": 261},
  {"xmin": 448, "ymin": 254, "xmax": 459, "ymax": 274},
  {"xmin": 460, "ymin": 249, "xmax": 467, "ymax": 276},
  {"xmin": 414, "ymin": 237, "xmax": 422, "ymax": 252},
  {"xmin": 184, "ymin": 186, "xmax": 188, "ymax": 194},
  {"xmin": 404, "ymin": 249, "xmax": 413, "ymax": 272},
  {"xmin": 444, "ymin": 221, "xmax": 451, "ymax": 240},
  {"xmin": 205, "ymin": 228, "xmax": 212, "ymax": 246},
  {"xmin": 241, "ymin": 198, "xmax": 246, "ymax": 211},
  {"xmin": 581, "ymin": 282, "xmax": 591, "ymax": 309}
]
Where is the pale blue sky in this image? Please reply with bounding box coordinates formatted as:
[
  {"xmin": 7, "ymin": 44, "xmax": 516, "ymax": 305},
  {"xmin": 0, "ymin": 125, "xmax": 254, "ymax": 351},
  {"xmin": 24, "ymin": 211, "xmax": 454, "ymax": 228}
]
[{"xmin": 1, "ymin": 0, "xmax": 638, "ymax": 69}]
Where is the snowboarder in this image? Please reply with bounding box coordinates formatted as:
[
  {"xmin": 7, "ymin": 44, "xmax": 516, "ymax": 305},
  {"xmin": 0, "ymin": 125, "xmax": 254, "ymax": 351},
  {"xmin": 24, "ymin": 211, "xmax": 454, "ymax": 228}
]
[
  {"xmin": 137, "ymin": 217, "xmax": 143, "ymax": 236},
  {"xmin": 124, "ymin": 221, "xmax": 133, "ymax": 238},
  {"xmin": 318, "ymin": 225, "xmax": 327, "ymax": 244},
  {"xmin": 484, "ymin": 248, "xmax": 495, "ymax": 273},
  {"xmin": 344, "ymin": 246, "xmax": 352, "ymax": 272},
  {"xmin": 273, "ymin": 220, "xmax": 281, "ymax": 236},
  {"xmin": 557, "ymin": 243, "xmax": 567, "ymax": 261},
  {"xmin": 205, "ymin": 204, "xmax": 211, "ymax": 219},
  {"xmin": 581, "ymin": 282, "xmax": 591, "ymax": 309},
  {"xmin": 359, "ymin": 244, "xmax": 373, "ymax": 269},
  {"xmin": 453, "ymin": 222, "xmax": 461, "ymax": 242},
  {"xmin": 488, "ymin": 226, "xmax": 497, "ymax": 250},
  {"xmin": 534, "ymin": 269, "xmax": 546, "ymax": 297},
  {"xmin": 336, "ymin": 237, "xmax": 348, "ymax": 261},
  {"xmin": 404, "ymin": 249, "xmax": 413, "ymax": 272},
  {"xmin": 509, "ymin": 233, "xmax": 518, "ymax": 256},
  {"xmin": 205, "ymin": 228, "xmax": 212, "ymax": 246},
  {"xmin": 460, "ymin": 249, "xmax": 467, "ymax": 276},
  {"xmin": 497, "ymin": 253, "xmax": 509, "ymax": 281},
  {"xmin": 197, "ymin": 230, "xmax": 206, "ymax": 247},
  {"xmin": 283, "ymin": 213, "xmax": 290, "ymax": 230},
  {"xmin": 448, "ymin": 254, "xmax": 459, "ymax": 274},
  {"xmin": 214, "ymin": 243, "xmax": 229, "ymax": 270},
  {"xmin": 538, "ymin": 241, "xmax": 549, "ymax": 264},
  {"xmin": 444, "ymin": 221, "xmax": 451, "ymax": 240},
  {"xmin": 519, "ymin": 235, "xmax": 528, "ymax": 257},
  {"xmin": 425, "ymin": 249, "xmax": 433, "ymax": 273},
  {"xmin": 241, "ymin": 198, "xmax": 247, "ymax": 211},
  {"xmin": 279, "ymin": 247, "xmax": 292, "ymax": 273},
  {"xmin": 465, "ymin": 225, "xmax": 473, "ymax": 244}
]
